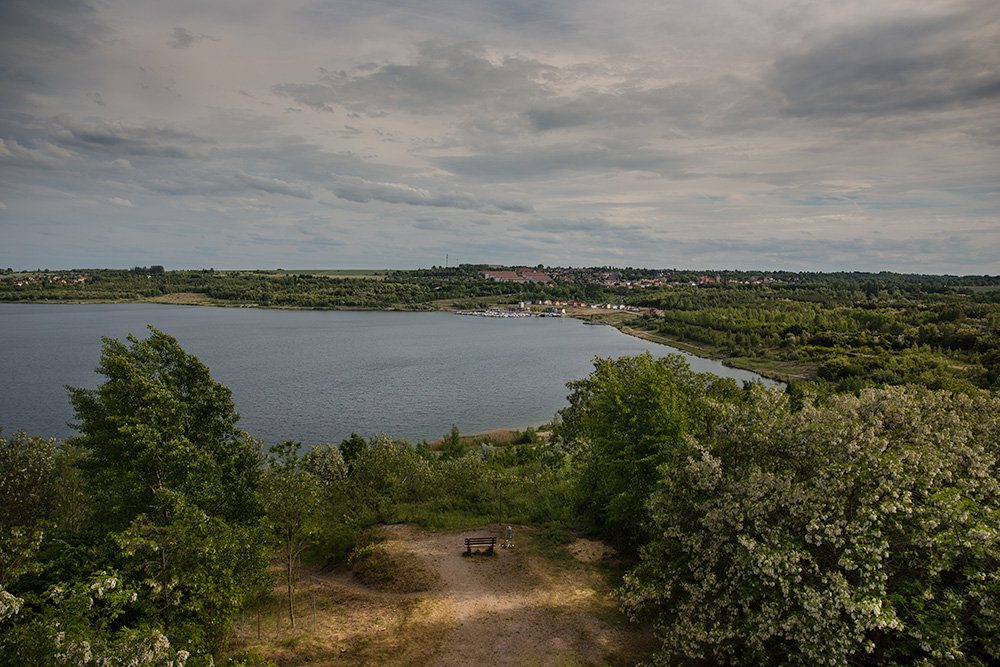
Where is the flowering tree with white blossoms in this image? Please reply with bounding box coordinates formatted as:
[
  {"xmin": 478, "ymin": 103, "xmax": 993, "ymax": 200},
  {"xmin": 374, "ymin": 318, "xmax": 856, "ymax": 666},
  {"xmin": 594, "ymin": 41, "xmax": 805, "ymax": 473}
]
[
  {"xmin": 1, "ymin": 570, "xmax": 190, "ymax": 667},
  {"xmin": 619, "ymin": 384, "xmax": 1000, "ymax": 666}
]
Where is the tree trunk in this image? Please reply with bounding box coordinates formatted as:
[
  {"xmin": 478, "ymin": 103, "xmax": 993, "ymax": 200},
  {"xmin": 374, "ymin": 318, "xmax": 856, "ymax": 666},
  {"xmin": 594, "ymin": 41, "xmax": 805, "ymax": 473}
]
[{"xmin": 286, "ymin": 538, "xmax": 295, "ymax": 627}]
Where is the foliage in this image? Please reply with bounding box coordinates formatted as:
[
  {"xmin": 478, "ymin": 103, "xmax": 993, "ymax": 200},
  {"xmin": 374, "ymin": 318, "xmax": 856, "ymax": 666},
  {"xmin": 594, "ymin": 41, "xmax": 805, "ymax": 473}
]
[
  {"xmin": 66, "ymin": 326, "xmax": 264, "ymax": 530},
  {"xmin": 619, "ymin": 382, "xmax": 1000, "ymax": 667},
  {"xmin": 6, "ymin": 326, "xmax": 275, "ymax": 663},
  {"xmin": 0, "ymin": 570, "xmax": 194, "ymax": 667},
  {"xmin": 113, "ymin": 491, "xmax": 269, "ymax": 657},
  {"xmin": 626, "ymin": 278, "xmax": 1000, "ymax": 392},
  {"xmin": 556, "ymin": 352, "xmax": 738, "ymax": 551},
  {"xmin": 0, "ymin": 430, "xmax": 57, "ymax": 531},
  {"xmin": 5, "ymin": 297, "xmax": 1000, "ymax": 665},
  {"xmin": 263, "ymin": 441, "xmax": 322, "ymax": 628}
]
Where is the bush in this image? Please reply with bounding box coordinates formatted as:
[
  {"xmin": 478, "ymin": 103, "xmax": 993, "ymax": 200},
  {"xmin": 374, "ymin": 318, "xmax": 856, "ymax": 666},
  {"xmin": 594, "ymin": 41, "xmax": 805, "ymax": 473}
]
[{"xmin": 620, "ymin": 384, "xmax": 1000, "ymax": 667}]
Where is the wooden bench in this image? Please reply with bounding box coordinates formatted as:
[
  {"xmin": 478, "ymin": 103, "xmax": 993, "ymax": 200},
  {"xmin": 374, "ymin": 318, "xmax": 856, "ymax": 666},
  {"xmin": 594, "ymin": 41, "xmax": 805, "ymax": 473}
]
[{"xmin": 464, "ymin": 536, "xmax": 496, "ymax": 555}]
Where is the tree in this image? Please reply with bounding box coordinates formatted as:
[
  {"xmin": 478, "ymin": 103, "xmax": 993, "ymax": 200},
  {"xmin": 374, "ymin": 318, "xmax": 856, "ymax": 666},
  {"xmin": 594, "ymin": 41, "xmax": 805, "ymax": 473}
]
[
  {"xmin": 64, "ymin": 326, "xmax": 269, "ymax": 660},
  {"xmin": 557, "ymin": 353, "xmax": 724, "ymax": 551},
  {"xmin": 0, "ymin": 569, "xmax": 193, "ymax": 667},
  {"xmin": 66, "ymin": 326, "xmax": 263, "ymax": 530},
  {"xmin": 0, "ymin": 431, "xmax": 57, "ymax": 590},
  {"xmin": 264, "ymin": 441, "xmax": 322, "ymax": 628},
  {"xmin": 0, "ymin": 430, "xmax": 57, "ymax": 532},
  {"xmin": 620, "ymin": 384, "xmax": 1000, "ymax": 666},
  {"xmin": 339, "ymin": 432, "xmax": 367, "ymax": 472}
]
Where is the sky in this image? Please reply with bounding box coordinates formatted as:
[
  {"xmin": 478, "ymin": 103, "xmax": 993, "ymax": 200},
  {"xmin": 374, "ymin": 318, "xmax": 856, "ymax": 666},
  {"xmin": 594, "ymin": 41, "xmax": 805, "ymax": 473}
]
[{"xmin": 1, "ymin": 0, "xmax": 998, "ymax": 273}]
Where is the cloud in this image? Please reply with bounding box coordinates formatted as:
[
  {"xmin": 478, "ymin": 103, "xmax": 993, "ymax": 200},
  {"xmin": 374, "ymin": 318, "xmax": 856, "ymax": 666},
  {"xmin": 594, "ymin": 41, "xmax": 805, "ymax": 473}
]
[
  {"xmin": 275, "ymin": 41, "xmax": 556, "ymax": 116},
  {"xmin": 0, "ymin": 0, "xmax": 996, "ymax": 273},
  {"xmin": 107, "ymin": 197, "xmax": 132, "ymax": 207},
  {"xmin": 271, "ymin": 83, "xmax": 337, "ymax": 113},
  {"xmin": 49, "ymin": 116, "xmax": 209, "ymax": 159},
  {"xmin": 0, "ymin": 138, "xmax": 78, "ymax": 168},
  {"xmin": 0, "ymin": 0, "xmax": 113, "ymax": 65},
  {"xmin": 168, "ymin": 27, "xmax": 218, "ymax": 49},
  {"xmin": 770, "ymin": 6, "xmax": 1000, "ymax": 120},
  {"xmin": 434, "ymin": 142, "xmax": 686, "ymax": 181},
  {"xmin": 329, "ymin": 174, "xmax": 532, "ymax": 213},
  {"xmin": 143, "ymin": 168, "xmax": 313, "ymax": 199}
]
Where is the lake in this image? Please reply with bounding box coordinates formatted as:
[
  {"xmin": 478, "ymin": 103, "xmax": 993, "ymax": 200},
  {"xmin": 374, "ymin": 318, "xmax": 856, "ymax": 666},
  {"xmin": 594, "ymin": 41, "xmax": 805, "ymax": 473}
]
[{"xmin": 0, "ymin": 304, "xmax": 772, "ymax": 445}]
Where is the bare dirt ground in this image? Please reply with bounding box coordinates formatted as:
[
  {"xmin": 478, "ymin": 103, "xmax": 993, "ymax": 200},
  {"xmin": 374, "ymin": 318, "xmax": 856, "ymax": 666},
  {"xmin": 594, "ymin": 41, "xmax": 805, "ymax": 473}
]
[{"xmin": 238, "ymin": 524, "xmax": 655, "ymax": 666}]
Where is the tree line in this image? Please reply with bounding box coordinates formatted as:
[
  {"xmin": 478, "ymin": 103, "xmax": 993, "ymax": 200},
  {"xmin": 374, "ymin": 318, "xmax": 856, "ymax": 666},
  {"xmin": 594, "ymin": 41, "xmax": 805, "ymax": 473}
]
[
  {"xmin": 625, "ymin": 279, "xmax": 1000, "ymax": 393},
  {"xmin": 0, "ymin": 266, "xmax": 607, "ymax": 308}
]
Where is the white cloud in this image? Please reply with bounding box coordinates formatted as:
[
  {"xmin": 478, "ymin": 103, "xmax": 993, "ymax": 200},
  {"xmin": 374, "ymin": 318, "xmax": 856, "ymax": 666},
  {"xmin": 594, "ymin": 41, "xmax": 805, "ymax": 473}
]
[
  {"xmin": 107, "ymin": 197, "xmax": 133, "ymax": 207},
  {"xmin": 0, "ymin": 138, "xmax": 78, "ymax": 168},
  {"xmin": 329, "ymin": 174, "xmax": 532, "ymax": 213}
]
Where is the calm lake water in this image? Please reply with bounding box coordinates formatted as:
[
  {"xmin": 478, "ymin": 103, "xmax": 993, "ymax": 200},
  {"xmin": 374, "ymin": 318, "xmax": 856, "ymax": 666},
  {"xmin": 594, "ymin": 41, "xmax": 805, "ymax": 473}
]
[{"xmin": 0, "ymin": 304, "xmax": 771, "ymax": 445}]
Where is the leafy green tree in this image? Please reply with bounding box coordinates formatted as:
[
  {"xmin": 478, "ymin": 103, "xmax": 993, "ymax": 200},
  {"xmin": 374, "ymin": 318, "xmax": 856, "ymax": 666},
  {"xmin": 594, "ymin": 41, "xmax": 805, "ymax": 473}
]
[
  {"xmin": 0, "ymin": 431, "xmax": 57, "ymax": 532},
  {"xmin": 338, "ymin": 432, "xmax": 367, "ymax": 472},
  {"xmin": 302, "ymin": 443, "xmax": 348, "ymax": 490},
  {"xmin": 66, "ymin": 326, "xmax": 263, "ymax": 530},
  {"xmin": 441, "ymin": 424, "xmax": 463, "ymax": 459},
  {"xmin": 0, "ymin": 431, "xmax": 59, "ymax": 591},
  {"xmin": 348, "ymin": 434, "xmax": 435, "ymax": 522},
  {"xmin": 558, "ymin": 353, "xmax": 721, "ymax": 550},
  {"xmin": 113, "ymin": 490, "xmax": 267, "ymax": 659},
  {"xmin": 620, "ymin": 384, "xmax": 1000, "ymax": 666},
  {"xmin": 264, "ymin": 441, "xmax": 322, "ymax": 628},
  {"xmin": 51, "ymin": 443, "xmax": 89, "ymax": 534},
  {"xmin": 63, "ymin": 327, "xmax": 270, "ymax": 660}
]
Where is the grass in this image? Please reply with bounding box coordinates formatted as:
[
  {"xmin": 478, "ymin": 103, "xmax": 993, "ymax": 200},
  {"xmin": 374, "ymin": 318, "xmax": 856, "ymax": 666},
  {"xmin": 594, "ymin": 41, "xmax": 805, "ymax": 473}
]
[{"xmin": 347, "ymin": 541, "xmax": 438, "ymax": 593}]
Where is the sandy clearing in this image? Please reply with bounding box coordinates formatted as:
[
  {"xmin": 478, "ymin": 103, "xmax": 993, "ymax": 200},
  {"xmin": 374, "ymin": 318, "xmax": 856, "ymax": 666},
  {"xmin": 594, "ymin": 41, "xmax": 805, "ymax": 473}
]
[
  {"xmin": 379, "ymin": 524, "xmax": 651, "ymax": 666},
  {"xmin": 239, "ymin": 524, "xmax": 654, "ymax": 666}
]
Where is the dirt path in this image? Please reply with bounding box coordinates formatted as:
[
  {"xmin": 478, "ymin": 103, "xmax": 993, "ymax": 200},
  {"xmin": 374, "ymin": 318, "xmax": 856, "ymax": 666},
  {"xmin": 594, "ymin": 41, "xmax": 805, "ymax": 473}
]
[
  {"xmin": 246, "ymin": 524, "xmax": 654, "ymax": 666},
  {"xmin": 388, "ymin": 524, "xmax": 636, "ymax": 666}
]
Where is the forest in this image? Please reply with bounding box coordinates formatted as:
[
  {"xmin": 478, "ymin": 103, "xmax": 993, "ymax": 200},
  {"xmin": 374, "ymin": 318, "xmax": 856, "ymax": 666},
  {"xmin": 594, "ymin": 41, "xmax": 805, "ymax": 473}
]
[
  {"xmin": 1, "ymin": 324, "xmax": 998, "ymax": 666},
  {"xmin": 624, "ymin": 276, "xmax": 1000, "ymax": 394}
]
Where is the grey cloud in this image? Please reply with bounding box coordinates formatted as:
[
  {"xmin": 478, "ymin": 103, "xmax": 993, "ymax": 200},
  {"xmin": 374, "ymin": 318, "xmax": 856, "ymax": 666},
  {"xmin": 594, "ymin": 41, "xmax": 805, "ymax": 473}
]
[
  {"xmin": 0, "ymin": 0, "xmax": 113, "ymax": 64},
  {"xmin": 523, "ymin": 218, "xmax": 612, "ymax": 233},
  {"xmin": 412, "ymin": 217, "xmax": 449, "ymax": 230},
  {"xmin": 522, "ymin": 82, "xmax": 715, "ymax": 134},
  {"xmin": 275, "ymin": 41, "xmax": 556, "ymax": 115},
  {"xmin": 771, "ymin": 8, "xmax": 1000, "ymax": 119},
  {"xmin": 272, "ymin": 84, "xmax": 337, "ymax": 113},
  {"xmin": 672, "ymin": 232, "xmax": 1000, "ymax": 275},
  {"xmin": 434, "ymin": 142, "xmax": 684, "ymax": 181},
  {"xmin": 49, "ymin": 116, "xmax": 210, "ymax": 159},
  {"xmin": 233, "ymin": 171, "xmax": 312, "ymax": 199},
  {"xmin": 0, "ymin": 138, "xmax": 78, "ymax": 168},
  {"xmin": 169, "ymin": 27, "xmax": 218, "ymax": 49},
  {"xmin": 329, "ymin": 174, "xmax": 533, "ymax": 213},
  {"xmin": 522, "ymin": 217, "xmax": 661, "ymax": 246},
  {"xmin": 144, "ymin": 169, "xmax": 312, "ymax": 199}
]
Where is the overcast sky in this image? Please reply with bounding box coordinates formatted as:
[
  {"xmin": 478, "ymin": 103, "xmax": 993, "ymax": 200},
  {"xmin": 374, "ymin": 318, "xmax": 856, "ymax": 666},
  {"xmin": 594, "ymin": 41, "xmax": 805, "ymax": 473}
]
[{"xmin": 1, "ymin": 0, "xmax": 998, "ymax": 273}]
